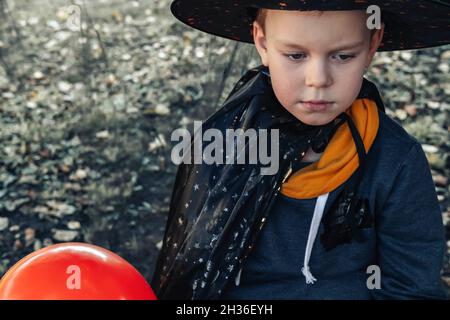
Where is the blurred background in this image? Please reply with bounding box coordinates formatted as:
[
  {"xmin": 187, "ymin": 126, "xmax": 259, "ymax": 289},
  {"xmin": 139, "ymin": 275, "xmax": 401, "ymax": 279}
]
[{"xmin": 0, "ymin": 0, "xmax": 449, "ymax": 294}]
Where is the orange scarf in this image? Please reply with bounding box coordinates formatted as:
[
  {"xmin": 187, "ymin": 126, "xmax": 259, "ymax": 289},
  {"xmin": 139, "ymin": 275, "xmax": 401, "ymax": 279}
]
[{"xmin": 280, "ymin": 98, "xmax": 379, "ymax": 199}]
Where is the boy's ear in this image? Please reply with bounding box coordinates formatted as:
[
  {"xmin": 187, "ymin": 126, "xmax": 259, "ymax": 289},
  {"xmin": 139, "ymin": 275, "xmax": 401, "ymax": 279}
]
[
  {"xmin": 366, "ymin": 23, "xmax": 385, "ymax": 67},
  {"xmin": 252, "ymin": 21, "xmax": 269, "ymax": 66}
]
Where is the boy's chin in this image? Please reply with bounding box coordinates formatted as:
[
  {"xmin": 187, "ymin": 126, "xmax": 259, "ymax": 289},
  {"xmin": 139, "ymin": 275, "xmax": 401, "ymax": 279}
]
[
  {"xmin": 294, "ymin": 114, "xmax": 337, "ymax": 126},
  {"xmin": 283, "ymin": 103, "xmax": 341, "ymax": 126}
]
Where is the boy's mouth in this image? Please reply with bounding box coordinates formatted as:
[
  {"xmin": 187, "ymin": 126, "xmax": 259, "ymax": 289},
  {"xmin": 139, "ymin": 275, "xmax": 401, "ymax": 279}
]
[
  {"xmin": 304, "ymin": 100, "xmax": 332, "ymax": 104},
  {"xmin": 301, "ymin": 100, "xmax": 333, "ymax": 111}
]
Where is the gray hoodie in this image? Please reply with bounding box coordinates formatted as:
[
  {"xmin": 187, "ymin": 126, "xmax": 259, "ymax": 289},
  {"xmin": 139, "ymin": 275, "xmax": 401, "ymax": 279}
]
[{"xmin": 222, "ymin": 108, "xmax": 448, "ymax": 300}]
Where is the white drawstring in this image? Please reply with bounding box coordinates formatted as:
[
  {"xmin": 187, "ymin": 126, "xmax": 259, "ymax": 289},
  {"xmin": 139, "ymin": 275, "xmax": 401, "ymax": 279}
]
[
  {"xmin": 301, "ymin": 193, "xmax": 329, "ymax": 284},
  {"xmin": 235, "ymin": 193, "xmax": 329, "ymax": 286},
  {"xmin": 235, "ymin": 267, "xmax": 242, "ymax": 286}
]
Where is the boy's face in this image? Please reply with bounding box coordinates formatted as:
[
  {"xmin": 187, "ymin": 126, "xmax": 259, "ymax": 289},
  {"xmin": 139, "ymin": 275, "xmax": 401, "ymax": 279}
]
[{"xmin": 253, "ymin": 10, "xmax": 384, "ymax": 126}]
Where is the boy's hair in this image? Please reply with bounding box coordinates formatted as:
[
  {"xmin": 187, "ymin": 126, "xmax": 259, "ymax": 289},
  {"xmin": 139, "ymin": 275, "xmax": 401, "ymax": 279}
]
[{"xmin": 254, "ymin": 8, "xmax": 379, "ymax": 40}]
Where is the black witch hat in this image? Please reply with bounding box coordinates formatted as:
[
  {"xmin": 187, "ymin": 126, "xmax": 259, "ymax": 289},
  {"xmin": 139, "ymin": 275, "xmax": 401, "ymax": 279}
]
[{"xmin": 170, "ymin": 0, "xmax": 450, "ymax": 51}]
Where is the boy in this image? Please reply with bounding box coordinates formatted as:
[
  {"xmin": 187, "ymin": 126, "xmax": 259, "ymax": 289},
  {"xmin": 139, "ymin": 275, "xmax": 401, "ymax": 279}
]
[{"xmin": 151, "ymin": 1, "xmax": 450, "ymax": 299}]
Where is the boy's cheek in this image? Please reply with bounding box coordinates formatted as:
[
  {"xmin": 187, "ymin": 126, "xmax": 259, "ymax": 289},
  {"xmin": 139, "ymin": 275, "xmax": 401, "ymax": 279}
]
[{"xmin": 271, "ymin": 81, "xmax": 294, "ymax": 107}]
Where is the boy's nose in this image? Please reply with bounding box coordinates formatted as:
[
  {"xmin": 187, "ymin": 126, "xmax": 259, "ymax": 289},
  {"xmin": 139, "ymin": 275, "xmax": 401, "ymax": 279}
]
[{"xmin": 305, "ymin": 61, "xmax": 331, "ymax": 88}]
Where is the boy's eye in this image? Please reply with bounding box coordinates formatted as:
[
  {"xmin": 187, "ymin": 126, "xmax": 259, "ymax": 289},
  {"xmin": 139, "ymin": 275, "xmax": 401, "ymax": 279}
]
[
  {"xmin": 286, "ymin": 53, "xmax": 306, "ymax": 61},
  {"xmin": 285, "ymin": 53, "xmax": 356, "ymax": 62},
  {"xmin": 332, "ymin": 54, "xmax": 356, "ymax": 62}
]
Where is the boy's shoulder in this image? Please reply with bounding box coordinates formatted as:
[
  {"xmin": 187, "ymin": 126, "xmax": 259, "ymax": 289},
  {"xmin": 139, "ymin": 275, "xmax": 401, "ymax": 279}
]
[
  {"xmin": 369, "ymin": 108, "xmax": 424, "ymax": 172},
  {"xmin": 364, "ymin": 109, "xmax": 433, "ymax": 210},
  {"xmin": 376, "ymin": 108, "xmax": 420, "ymax": 150}
]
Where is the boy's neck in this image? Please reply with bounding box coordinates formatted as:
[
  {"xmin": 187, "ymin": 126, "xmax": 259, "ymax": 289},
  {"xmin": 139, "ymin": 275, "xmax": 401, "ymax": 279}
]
[{"xmin": 301, "ymin": 147, "xmax": 323, "ymax": 163}]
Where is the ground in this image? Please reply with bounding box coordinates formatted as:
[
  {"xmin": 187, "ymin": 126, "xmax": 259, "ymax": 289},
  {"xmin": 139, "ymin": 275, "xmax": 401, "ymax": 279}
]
[{"xmin": 0, "ymin": 0, "xmax": 449, "ymax": 295}]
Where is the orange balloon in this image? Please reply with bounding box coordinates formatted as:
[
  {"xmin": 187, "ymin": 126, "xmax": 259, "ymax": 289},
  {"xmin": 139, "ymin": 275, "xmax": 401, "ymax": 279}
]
[{"xmin": 0, "ymin": 242, "xmax": 158, "ymax": 300}]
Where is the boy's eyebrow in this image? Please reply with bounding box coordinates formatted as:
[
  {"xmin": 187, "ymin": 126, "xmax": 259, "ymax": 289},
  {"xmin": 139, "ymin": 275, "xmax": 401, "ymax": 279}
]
[{"xmin": 276, "ymin": 40, "xmax": 365, "ymax": 51}]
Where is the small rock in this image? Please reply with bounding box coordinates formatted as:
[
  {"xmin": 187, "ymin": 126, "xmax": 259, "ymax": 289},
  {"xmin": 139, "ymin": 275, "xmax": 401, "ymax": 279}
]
[
  {"xmin": 27, "ymin": 17, "xmax": 40, "ymax": 25},
  {"xmin": 214, "ymin": 46, "xmax": 227, "ymax": 55},
  {"xmin": 0, "ymin": 217, "xmax": 9, "ymax": 231},
  {"xmin": 433, "ymin": 174, "xmax": 448, "ymax": 187},
  {"xmin": 400, "ymin": 52, "xmax": 412, "ymax": 61},
  {"xmin": 33, "ymin": 205, "xmax": 50, "ymax": 216},
  {"xmin": 195, "ymin": 47, "xmax": 205, "ymax": 58},
  {"xmin": 126, "ymin": 106, "xmax": 139, "ymax": 114},
  {"xmin": 63, "ymin": 182, "xmax": 82, "ymax": 191},
  {"xmin": 67, "ymin": 221, "xmax": 81, "ymax": 230},
  {"xmin": 373, "ymin": 56, "xmax": 392, "ymax": 65},
  {"xmin": 106, "ymin": 74, "xmax": 118, "ymax": 86},
  {"xmin": 60, "ymin": 164, "xmax": 71, "ymax": 173},
  {"xmin": 148, "ymin": 134, "xmax": 167, "ymax": 153},
  {"xmin": 179, "ymin": 116, "xmax": 192, "ymax": 127},
  {"xmin": 2, "ymin": 92, "xmax": 14, "ymax": 99},
  {"xmin": 443, "ymin": 213, "xmax": 449, "ymax": 226},
  {"xmin": 34, "ymin": 239, "xmax": 42, "ymax": 251},
  {"xmin": 441, "ymin": 50, "xmax": 450, "ymax": 60},
  {"xmin": 57, "ymin": 81, "xmax": 72, "ymax": 93},
  {"xmin": 443, "ymin": 277, "xmax": 450, "ymax": 287},
  {"xmin": 68, "ymin": 136, "xmax": 81, "ymax": 147},
  {"xmin": 4, "ymin": 198, "xmax": 30, "ymax": 212},
  {"xmin": 121, "ymin": 53, "xmax": 132, "ymax": 61},
  {"xmin": 155, "ymin": 104, "xmax": 170, "ymax": 115},
  {"xmin": 422, "ymin": 144, "xmax": 438, "ymax": 154},
  {"xmin": 393, "ymin": 91, "xmax": 412, "ymax": 103},
  {"xmin": 70, "ymin": 168, "xmax": 88, "ymax": 181},
  {"xmin": 52, "ymin": 230, "xmax": 79, "ymax": 242},
  {"xmin": 26, "ymin": 101, "xmax": 38, "ymax": 109},
  {"xmin": 24, "ymin": 227, "xmax": 36, "ymax": 246},
  {"xmin": 395, "ymin": 109, "xmax": 407, "ymax": 121},
  {"xmin": 46, "ymin": 201, "xmax": 77, "ymax": 217},
  {"xmin": 56, "ymin": 7, "xmax": 69, "ymax": 21},
  {"xmin": 158, "ymin": 51, "xmax": 167, "ymax": 59},
  {"xmin": 0, "ymin": 76, "xmax": 8, "ymax": 89},
  {"xmin": 404, "ymin": 104, "xmax": 417, "ymax": 117},
  {"xmin": 426, "ymin": 153, "xmax": 445, "ymax": 170},
  {"xmin": 156, "ymin": 240, "xmax": 163, "ymax": 250},
  {"xmin": 96, "ymin": 130, "xmax": 110, "ymax": 139},
  {"xmin": 147, "ymin": 164, "xmax": 160, "ymax": 172},
  {"xmin": 32, "ymin": 71, "xmax": 45, "ymax": 80},
  {"xmin": 62, "ymin": 94, "xmax": 74, "ymax": 102},
  {"xmin": 112, "ymin": 10, "xmax": 124, "ymax": 23},
  {"xmin": 47, "ymin": 20, "xmax": 61, "ymax": 30},
  {"xmin": 113, "ymin": 94, "xmax": 126, "ymax": 110},
  {"xmin": 437, "ymin": 63, "xmax": 449, "ymax": 73},
  {"xmin": 427, "ymin": 101, "xmax": 440, "ymax": 110}
]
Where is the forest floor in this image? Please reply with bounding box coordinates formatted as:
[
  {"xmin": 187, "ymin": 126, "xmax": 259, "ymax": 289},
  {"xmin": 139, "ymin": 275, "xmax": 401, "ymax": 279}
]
[{"xmin": 0, "ymin": 0, "xmax": 449, "ymax": 295}]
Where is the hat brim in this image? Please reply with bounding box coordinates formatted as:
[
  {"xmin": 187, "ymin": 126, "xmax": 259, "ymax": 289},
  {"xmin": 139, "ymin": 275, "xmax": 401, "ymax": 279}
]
[{"xmin": 170, "ymin": 0, "xmax": 450, "ymax": 52}]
